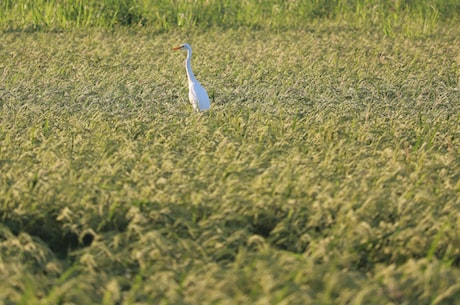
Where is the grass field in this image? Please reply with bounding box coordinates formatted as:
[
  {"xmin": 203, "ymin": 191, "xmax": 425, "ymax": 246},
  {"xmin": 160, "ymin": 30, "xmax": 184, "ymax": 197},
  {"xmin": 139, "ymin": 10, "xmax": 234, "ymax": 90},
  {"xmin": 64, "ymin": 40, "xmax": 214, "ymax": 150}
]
[{"xmin": 1, "ymin": 1, "xmax": 460, "ymax": 304}]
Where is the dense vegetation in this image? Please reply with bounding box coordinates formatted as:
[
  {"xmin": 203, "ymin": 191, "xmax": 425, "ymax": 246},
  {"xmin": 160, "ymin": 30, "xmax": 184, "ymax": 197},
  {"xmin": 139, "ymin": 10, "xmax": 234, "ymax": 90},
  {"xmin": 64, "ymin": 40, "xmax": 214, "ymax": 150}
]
[
  {"xmin": 1, "ymin": 0, "xmax": 459, "ymax": 33},
  {"xmin": 1, "ymin": 1, "xmax": 459, "ymax": 304}
]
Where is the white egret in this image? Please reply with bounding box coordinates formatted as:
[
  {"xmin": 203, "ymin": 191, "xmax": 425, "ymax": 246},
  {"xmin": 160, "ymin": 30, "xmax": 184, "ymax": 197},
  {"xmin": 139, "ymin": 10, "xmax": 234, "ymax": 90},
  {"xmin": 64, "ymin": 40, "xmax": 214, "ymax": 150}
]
[{"xmin": 172, "ymin": 43, "xmax": 210, "ymax": 112}]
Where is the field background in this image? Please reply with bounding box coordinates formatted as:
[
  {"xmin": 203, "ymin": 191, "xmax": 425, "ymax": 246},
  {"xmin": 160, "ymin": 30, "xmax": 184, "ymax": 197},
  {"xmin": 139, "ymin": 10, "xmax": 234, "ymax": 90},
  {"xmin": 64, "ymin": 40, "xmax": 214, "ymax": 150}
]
[{"xmin": 1, "ymin": 1, "xmax": 460, "ymax": 304}]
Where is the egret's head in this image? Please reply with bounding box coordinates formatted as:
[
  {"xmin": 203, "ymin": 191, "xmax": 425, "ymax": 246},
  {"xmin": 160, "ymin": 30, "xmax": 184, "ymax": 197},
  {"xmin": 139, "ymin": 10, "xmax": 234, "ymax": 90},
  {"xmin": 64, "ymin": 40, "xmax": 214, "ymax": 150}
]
[{"xmin": 172, "ymin": 43, "xmax": 192, "ymax": 51}]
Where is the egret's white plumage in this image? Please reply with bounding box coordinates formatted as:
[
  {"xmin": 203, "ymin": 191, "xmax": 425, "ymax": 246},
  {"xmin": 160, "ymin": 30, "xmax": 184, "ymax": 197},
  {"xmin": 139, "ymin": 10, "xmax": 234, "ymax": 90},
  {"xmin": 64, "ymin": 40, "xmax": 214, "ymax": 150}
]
[{"xmin": 172, "ymin": 43, "xmax": 210, "ymax": 112}]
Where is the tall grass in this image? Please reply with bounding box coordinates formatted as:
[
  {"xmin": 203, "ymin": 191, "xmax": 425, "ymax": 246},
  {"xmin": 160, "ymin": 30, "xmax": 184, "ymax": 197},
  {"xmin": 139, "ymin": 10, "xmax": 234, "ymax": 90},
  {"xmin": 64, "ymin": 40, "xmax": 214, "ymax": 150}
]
[
  {"xmin": 1, "ymin": 0, "xmax": 459, "ymax": 304},
  {"xmin": 1, "ymin": 25, "xmax": 459, "ymax": 303},
  {"xmin": 1, "ymin": 0, "xmax": 459, "ymax": 33}
]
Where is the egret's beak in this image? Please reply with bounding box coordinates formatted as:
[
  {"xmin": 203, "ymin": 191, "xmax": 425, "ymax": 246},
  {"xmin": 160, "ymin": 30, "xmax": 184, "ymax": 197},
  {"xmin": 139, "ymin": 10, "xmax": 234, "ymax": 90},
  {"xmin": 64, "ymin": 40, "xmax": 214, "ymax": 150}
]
[{"xmin": 172, "ymin": 46, "xmax": 183, "ymax": 51}]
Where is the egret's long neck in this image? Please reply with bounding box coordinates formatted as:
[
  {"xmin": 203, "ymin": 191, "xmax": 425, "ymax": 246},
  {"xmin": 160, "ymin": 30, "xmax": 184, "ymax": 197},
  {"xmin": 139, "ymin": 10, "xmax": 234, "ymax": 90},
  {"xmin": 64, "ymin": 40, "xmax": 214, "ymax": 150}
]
[{"xmin": 185, "ymin": 49, "xmax": 197, "ymax": 83}]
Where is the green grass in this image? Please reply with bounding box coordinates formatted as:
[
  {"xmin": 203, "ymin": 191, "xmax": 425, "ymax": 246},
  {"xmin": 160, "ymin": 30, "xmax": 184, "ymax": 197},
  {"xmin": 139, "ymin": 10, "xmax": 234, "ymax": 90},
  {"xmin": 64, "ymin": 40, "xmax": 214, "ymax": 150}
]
[
  {"xmin": 1, "ymin": 0, "xmax": 460, "ymax": 34},
  {"xmin": 1, "ymin": 1, "xmax": 460, "ymax": 304}
]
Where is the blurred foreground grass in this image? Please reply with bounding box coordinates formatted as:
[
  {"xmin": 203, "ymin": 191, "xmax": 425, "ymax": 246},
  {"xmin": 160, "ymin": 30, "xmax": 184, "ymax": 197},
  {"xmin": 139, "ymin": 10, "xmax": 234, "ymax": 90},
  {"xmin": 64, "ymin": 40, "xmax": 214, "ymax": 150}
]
[{"xmin": 1, "ymin": 15, "xmax": 460, "ymax": 305}]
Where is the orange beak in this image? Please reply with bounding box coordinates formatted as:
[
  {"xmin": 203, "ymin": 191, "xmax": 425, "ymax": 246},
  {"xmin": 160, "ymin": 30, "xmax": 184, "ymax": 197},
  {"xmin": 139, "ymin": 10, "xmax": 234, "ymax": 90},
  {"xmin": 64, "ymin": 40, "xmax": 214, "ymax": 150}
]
[{"xmin": 172, "ymin": 46, "xmax": 183, "ymax": 51}]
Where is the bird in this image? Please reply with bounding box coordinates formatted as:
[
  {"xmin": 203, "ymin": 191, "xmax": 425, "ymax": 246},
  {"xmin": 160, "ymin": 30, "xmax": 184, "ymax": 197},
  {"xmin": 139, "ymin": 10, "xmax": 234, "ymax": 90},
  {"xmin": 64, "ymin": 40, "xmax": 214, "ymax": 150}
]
[{"xmin": 172, "ymin": 43, "xmax": 210, "ymax": 112}]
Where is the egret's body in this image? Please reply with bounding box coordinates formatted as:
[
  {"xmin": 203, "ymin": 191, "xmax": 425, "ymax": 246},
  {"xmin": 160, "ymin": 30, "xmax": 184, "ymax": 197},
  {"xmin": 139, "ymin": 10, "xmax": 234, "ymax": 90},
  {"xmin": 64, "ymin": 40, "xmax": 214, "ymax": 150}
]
[{"xmin": 172, "ymin": 43, "xmax": 210, "ymax": 111}]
